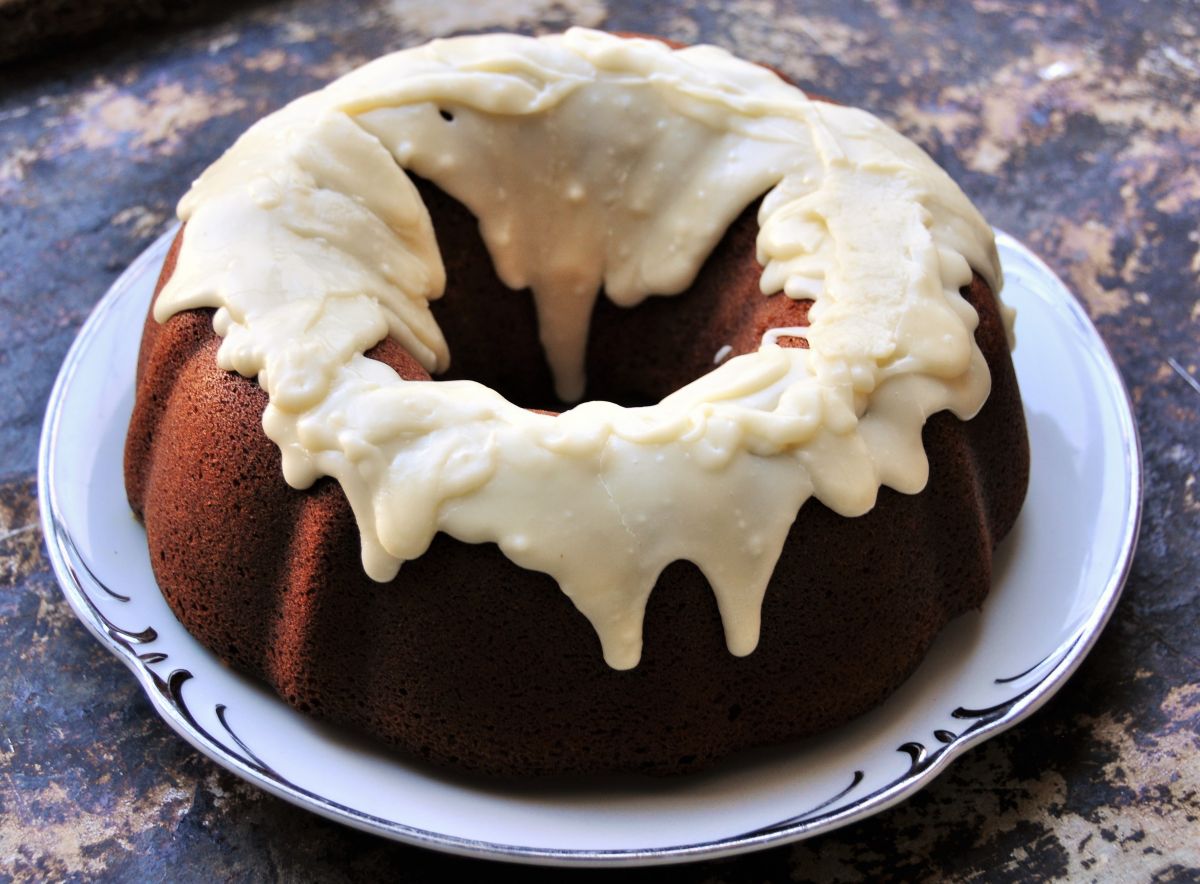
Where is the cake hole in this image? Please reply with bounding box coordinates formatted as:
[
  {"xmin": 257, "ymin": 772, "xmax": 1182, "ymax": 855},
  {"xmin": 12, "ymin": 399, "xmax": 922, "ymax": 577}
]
[
  {"xmin": 405, "ymin": 176, "xmax": 812, "ymax": 412},
  {"xmin": 439, "ymin": 108, "xmax": 454, "ymax": 122}
]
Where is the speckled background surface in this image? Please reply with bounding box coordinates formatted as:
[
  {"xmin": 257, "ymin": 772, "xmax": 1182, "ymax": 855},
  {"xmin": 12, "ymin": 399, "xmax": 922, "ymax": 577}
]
[{"xmin": 2, "ymin": 0, "xmax": 1197, "ymax": 880}]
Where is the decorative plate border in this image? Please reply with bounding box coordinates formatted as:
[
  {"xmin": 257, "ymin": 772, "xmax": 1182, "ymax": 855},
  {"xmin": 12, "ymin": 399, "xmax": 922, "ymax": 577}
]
[{"xmin": 40, "ymin": 227, "xmax": 1142, "ymax": 866}]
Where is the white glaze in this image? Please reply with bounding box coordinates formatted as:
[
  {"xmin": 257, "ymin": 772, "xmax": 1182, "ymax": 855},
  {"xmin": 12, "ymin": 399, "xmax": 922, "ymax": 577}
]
[{"xmin": 157, "ymin": 29, "xmax": 1006, "ymax": 669}]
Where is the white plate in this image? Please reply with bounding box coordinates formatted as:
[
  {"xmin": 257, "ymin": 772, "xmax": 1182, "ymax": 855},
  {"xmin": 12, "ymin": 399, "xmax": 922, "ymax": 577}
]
[{"xmin": 40, "ymin": 227, "xmax": 1141, "ymax": 867}]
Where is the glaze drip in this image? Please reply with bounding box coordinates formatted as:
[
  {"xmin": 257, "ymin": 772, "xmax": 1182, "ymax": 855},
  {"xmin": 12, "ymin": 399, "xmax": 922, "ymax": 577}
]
[{"xmin": 156, "ymin": 29, "xmax": 1006, "ymax": 669}]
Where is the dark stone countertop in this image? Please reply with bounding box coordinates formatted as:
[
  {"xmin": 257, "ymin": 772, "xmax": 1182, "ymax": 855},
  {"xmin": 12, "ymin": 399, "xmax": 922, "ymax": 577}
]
[{"xmin": 2, "ymin": 1, "xmax": 1197, "ymax": 880}]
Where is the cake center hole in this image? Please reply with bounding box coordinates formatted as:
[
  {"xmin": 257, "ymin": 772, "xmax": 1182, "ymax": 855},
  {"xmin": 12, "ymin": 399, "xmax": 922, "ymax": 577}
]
[{"xmin": 412, "ymin": 177, "xmax": 811, "ymax": 412}]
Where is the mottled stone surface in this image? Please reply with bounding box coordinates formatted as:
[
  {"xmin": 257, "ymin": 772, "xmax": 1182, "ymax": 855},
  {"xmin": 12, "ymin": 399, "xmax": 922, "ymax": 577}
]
[
  {"xmin": 0, "ymin": 0, "xmax": 247, "ymax": 66},
  {"xmin": 2, "ymin": 0, "xmax": 1198, "ymax": 879}
]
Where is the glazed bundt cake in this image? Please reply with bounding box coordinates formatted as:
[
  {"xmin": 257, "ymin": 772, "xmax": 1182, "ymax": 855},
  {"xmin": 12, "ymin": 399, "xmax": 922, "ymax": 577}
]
[{"xmin": 125, "ymin": 29, "xmax": 1029, "ymax": 776}]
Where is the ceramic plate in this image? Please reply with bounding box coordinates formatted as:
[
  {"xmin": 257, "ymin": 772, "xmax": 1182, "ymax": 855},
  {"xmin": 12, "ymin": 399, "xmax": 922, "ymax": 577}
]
[{"xmin": 40, "ymin": 227, "xmax": 1141, "ymax": 866}]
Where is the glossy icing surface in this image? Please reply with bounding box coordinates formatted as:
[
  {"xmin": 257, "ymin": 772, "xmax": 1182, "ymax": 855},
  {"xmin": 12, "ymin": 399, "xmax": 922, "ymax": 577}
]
[{"xmin": 156, "ymin": 28, "xmax": 1005, "ymax": 668}]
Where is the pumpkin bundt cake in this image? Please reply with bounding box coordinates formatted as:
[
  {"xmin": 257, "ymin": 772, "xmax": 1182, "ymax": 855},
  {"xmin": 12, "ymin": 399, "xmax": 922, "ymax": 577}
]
[{"xmin": 125, "ymin": 29, "xmax": 1029, "ymax": 776}]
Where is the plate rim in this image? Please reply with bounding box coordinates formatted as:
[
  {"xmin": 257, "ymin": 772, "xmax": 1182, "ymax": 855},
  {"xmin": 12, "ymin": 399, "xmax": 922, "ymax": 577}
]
[{"xmin": 38, "ymin": 226, "xmax": 1143, "ymax": 867}]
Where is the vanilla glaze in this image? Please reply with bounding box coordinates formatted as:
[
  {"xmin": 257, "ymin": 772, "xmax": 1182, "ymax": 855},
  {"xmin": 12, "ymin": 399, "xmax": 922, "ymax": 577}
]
[{"xmin": 156, "ymin": 29, "xmax": 1007, "ymax": 669}]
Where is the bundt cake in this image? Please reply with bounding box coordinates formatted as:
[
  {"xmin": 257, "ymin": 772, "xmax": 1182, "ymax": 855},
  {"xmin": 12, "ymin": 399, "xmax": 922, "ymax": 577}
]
[{"xmin": 124, "ymin": 29, "xmax": 1029, "ymax": 776}]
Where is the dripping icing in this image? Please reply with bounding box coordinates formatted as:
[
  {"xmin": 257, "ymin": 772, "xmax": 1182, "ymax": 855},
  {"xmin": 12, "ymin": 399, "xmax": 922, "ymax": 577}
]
[{"xmin": 156, "ymin": 29, "xmax": 1007, "ymax": 669}]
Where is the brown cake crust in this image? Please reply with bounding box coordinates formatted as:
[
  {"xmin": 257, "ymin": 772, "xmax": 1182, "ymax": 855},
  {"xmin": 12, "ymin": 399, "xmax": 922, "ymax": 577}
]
[{"xmin": 125, "ymin": 166, "xmax": 1029, "ymax": 776}]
